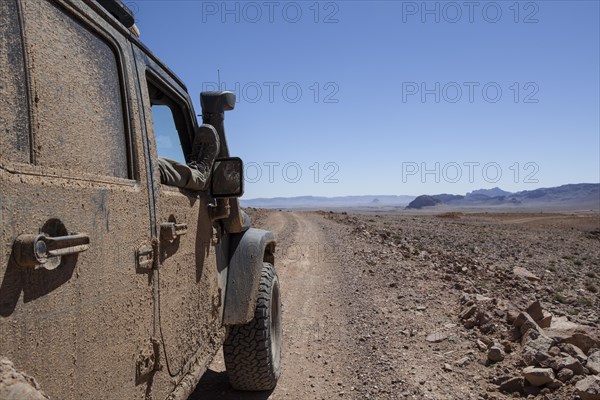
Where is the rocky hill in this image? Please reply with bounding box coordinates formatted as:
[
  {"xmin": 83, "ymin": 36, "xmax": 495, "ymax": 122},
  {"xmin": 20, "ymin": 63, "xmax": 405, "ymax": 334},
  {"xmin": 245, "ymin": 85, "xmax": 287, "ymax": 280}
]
[{"xmin": 407, "ymin": 183, "xmax": 599, "ymax": 210}]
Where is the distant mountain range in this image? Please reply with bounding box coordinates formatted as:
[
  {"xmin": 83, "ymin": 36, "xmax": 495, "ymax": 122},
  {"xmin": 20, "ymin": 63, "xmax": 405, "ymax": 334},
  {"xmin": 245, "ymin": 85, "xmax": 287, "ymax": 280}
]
[
  {"xmin": 241, "ymin": 195, "xmax": 415, "ymax": 209},
  {"xmin": 241, "ymin": 183, "xmax": 600, "ymax": 210},
  {"xmin": 406, "ymin": 183, "xmax": 599, "ymax": 210},
  {"xmin": 466, "ymin": 187, "xmax": 512, "ymax": 197}
]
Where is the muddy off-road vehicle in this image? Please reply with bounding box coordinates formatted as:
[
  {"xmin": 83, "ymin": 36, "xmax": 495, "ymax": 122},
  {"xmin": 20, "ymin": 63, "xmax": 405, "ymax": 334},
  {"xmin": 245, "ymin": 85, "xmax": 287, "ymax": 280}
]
[{"xmin": 0, "ymin": 0, "xmax": 282, "ymax": 398}]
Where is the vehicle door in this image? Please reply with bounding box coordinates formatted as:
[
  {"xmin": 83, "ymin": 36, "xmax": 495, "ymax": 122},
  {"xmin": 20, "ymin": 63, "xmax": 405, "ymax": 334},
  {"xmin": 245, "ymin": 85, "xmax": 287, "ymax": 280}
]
[
  {"xmin": 133, "ymin": 51, "xmax": 228, "ymax": 393},
  {"xmin": 0, "ymin": 0, "xmax": 154, "ymax": 398}
]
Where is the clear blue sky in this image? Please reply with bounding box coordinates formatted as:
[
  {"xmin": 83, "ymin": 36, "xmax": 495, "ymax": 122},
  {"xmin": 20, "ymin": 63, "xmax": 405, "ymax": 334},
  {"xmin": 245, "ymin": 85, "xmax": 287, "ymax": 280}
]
[{"xmin": 134, "ymin": 0, "xmax": 599, "ymax": 198}]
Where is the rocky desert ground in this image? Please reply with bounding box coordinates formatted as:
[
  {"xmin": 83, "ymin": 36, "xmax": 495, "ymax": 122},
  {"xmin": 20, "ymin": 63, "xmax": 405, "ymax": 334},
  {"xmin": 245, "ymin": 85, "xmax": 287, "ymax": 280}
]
[{"xmin": 193, "ymin": 209, "xmax": 600, "ymax": 400}]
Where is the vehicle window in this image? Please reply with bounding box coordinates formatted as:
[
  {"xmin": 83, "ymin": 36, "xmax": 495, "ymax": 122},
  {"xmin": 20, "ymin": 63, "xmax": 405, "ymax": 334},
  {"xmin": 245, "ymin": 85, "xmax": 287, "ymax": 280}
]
[
  {"xmin": 151, "ymin": 105, "xmax": 186, "ymax": 164},
  {"xmin": 146, "ymin": 79, "xmax": 192, "ymax": 165},
  {"xmin": 0, "ymin": 0, "xmax": 31, "ymax": 164},
  {"xmin": 22, "ymin": 0, "xmax": 130, "ymax": 178}
]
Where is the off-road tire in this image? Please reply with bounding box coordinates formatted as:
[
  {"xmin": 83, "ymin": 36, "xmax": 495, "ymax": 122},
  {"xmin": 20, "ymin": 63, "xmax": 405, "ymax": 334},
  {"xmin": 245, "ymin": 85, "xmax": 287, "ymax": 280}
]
[{"xmin": 223, "ymin": 262, "xmax": 282, "ymax": 391}]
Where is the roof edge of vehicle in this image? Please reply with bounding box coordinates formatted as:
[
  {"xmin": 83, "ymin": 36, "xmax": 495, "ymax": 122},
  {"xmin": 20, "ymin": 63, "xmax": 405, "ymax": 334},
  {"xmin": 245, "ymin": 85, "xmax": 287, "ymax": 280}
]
[{"xmin": 87, "ymin": 0, "xmax": 189, "ymax": 92}]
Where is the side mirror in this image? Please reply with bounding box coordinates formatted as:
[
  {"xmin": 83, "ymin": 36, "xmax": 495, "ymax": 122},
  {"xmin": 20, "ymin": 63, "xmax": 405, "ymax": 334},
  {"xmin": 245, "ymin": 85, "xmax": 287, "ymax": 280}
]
[{"xmin": 211, "ymin": 157, "xmax": 244, "ymax": 198}]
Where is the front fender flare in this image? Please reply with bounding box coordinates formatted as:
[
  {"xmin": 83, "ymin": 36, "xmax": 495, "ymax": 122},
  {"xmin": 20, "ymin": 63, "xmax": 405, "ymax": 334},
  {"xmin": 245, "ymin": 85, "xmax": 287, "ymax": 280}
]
[{"xmin": 223, "ymin": 228, "xmax": 276, "ymax": 326}]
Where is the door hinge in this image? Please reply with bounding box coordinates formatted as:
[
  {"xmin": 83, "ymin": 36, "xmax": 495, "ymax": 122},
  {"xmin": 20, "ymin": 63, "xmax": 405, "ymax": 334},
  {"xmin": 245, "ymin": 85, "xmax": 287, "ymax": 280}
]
[
  {"xmin": 136, "ymin": 242, "xmax": 154, "ymax": 271},
  {"xmin": 136, "ymin": 338, "xmax": 161, "ymax": 383}
]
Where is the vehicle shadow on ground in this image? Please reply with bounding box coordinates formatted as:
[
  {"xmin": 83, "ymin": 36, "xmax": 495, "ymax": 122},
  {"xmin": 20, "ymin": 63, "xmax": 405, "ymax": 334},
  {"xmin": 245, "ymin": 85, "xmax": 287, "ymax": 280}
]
[{"xmin": 190, "ymin": 369, "xmax": 273, "ymax": 400}]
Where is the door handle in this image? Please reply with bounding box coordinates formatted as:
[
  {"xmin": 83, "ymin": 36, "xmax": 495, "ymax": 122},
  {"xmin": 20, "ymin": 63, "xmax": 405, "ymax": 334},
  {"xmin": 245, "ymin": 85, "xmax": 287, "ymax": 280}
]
[
  {"xmin": 13, "ymin": 233, "xmax": 90, "ymax": 269},
  {"xmin": 160, "ymin": 222, "xmax": 188, "ymax": 241}
]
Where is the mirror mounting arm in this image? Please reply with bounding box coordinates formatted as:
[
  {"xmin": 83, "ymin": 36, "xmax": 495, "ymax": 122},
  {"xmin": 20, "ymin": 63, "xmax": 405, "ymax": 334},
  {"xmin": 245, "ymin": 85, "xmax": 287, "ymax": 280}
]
[{"xmin": 208, "ymin": 198, "xmax": 231, "ymax": 222}]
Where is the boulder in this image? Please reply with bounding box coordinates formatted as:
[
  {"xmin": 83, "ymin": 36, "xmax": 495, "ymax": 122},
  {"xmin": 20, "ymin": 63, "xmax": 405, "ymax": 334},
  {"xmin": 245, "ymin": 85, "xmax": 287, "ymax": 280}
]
[
  {"xmin": 488, "ymin": 346, "xmax": 506, "ymax": 363},
  {"xmin": 587, "ymin": 351, "xmax": 600, "ymax": 375},
  {"xmin": 521, "ymin": 329, "xmax": 554, "ymax": 365},
  {"xmin": 526, "ymin": 301, "xmax": 544, "ymax": 322},
  {"xmin": 539, "ymin": 311, "xmax": 553, "ymax": 328},
  {"xmin": 523, "ymin": 366, "xmax": 555, "ymax": 387},
  {"xmin": 561, "ymin": 342, "xmax": 589, "ymax": 364},
  {"xmin": 553, "ymin": 355, "xmax": 585, "ymax": 376},
  {"xmin": 557, "ymin": 368, "xmax": 574, "ymax": 382},
  {"xmin": 515, "ymin": 312, "xmax": 542, "ymax": 336},
  {"xmin": 523, "ymin": 300, "xmax": 553, "ymax": 328},
  {"xmin": 498, "ymin": 377, "xmax": 524, "ymax": 394},
  {"xmin": 545, "ymin": 317, "xmax": 600, "ymax": 354},
  {"xmin": 563, "ymin": 333, "xmax": 600, "ymax": 355},
  {"xmin": 575, "ymin": 376, "xmax": 600, "ymax": 400}
]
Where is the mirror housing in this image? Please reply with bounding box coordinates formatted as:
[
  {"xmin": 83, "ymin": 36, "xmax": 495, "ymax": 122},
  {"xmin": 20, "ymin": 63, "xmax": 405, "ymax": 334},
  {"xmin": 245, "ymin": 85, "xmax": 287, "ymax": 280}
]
[
  {"xmin": 211, "ymin": 157, "xmax": 244, "ymax": 198},
  {"xmin": 201, "ymin": 91, "xmax": 236, "ymax": 113}
]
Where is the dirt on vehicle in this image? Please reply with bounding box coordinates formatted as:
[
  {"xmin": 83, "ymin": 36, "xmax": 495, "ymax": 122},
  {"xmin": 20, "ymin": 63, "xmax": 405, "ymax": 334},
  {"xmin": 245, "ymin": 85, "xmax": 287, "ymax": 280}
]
[
  {"xmin": 1, "ymin": 1, "xmax": 280, "ymax": 398},
  {"xmin": 193, "ymin": 209, "xmax": 599, "ymax": 400}
]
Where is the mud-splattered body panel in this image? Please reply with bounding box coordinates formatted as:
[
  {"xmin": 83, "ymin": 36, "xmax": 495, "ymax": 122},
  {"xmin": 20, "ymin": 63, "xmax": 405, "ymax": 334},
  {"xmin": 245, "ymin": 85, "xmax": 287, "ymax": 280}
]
[
  {"xmin": 0, "ymin": 1, "xmax": 234, "ymax": 399},
  {"xmin": 1, "ymin": 1, "xmax": 154, "ymax": 398}
]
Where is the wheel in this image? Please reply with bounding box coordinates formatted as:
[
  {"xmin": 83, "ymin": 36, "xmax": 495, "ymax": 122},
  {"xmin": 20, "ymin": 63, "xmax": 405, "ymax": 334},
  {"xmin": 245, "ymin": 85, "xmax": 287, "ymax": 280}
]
[{"xmin": 223, "ymin": 262, "xmax": 282, "ymax": 391}]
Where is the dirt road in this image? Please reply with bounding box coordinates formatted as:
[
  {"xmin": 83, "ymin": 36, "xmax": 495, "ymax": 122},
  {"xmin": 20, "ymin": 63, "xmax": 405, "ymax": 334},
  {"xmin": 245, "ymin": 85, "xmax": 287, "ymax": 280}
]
[
  {"xmin": 191, "ymin": 210, "xmax": 600, "ymax": 400},
  {"xmin": 191, "ymin": 211, "xmax": 355, "ymax": 399}
]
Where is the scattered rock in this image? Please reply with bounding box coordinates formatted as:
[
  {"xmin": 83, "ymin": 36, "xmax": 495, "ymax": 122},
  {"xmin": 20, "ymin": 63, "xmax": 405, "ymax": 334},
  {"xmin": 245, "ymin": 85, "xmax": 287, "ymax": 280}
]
[
  {"xmin": 521, "ymin": 329, "xmax": 553, "ymax": 365},
  {"xmin": 506, "ymin": 303, "xmax": 521, "ymax": 324},
  {"xmin": 526, "ymin": 301, "xmax": 544, "ymax": 322},
  {"xmin": 488, "ymin": 346, "xmax": 506, "ymax": 363},
  {"xmin": 547, "ymin": 379, "xmax": 563, "ymax": 390},
  {"xmin": 545, "ymin": 317, "xmax": 600, "ymax": 354},
  {"xmin": 522, "ymin": 366, "xmax": 555, "ymax": 387},
  {"xmin": 557, "ymin": 368, "xmax": 574, "ymax": 382},
  {"xmin": 502, "ymin": 340, "xmax": 513, "ymax": 353},
  {"xmin": 455, "ymin": 356, "xmax": 470, "ymax": 367},
  {"xmin": 460, "ymin": 305, "xmax": 477, "ymax": 321},
  {"xmin": 548, "ymin": 346, "xmax": 561, "ymax": 357},
  {"xmin": 479, "ymin": 336, "xmax": 493, "ymax": 347},
  {"xmin": 515, "ymin": 312, "xmax": 542, "ymax": 336},
  {"xmin": 563, "ymin": 333, "xmax": 600, "ymax": 355},
  {"xmin": 513, "ymin": 266, "xmax": 540, "ymax": 282},
  {"xmin": 561, "ymin": 343, "xmax": 589, "ymax": 364},
  {"xmin": 523, "ymin": 385, "xmax": 541, "ymax": 396},
  {"xmin": 553, "ymin": 355, "xmax": 585, "ymax": 376},
  {"xmin": 539, "ymin": 311, "xmax": 553, "ymax": 329},
  {"xmin": 476, "ymin": 339, "xmax": 488, "ymax": 351},
  {"xmin": 586, "ymin": 351, "xmax": 600, "ymax": 375},
  {"xmin": 475, "ymin": 294, "xmax": 493, "ymax": 302},
  {"xmin": 498, "ymin": 376, "xmax": 524, "ymax": 394},
  {"xmin": 575, "ymin": 375, "xmax": 600, "ymax": 400},
  {"xmin": 426, "ymin": 331, "xmax": 448, "ymax": 343}
]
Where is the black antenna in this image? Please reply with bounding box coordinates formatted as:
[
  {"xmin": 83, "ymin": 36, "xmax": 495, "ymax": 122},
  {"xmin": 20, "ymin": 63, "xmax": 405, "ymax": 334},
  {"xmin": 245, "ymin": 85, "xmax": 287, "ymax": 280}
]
[{"xmin": 217, "ymin": 69, "xmax": 221, "ymax": 90}]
